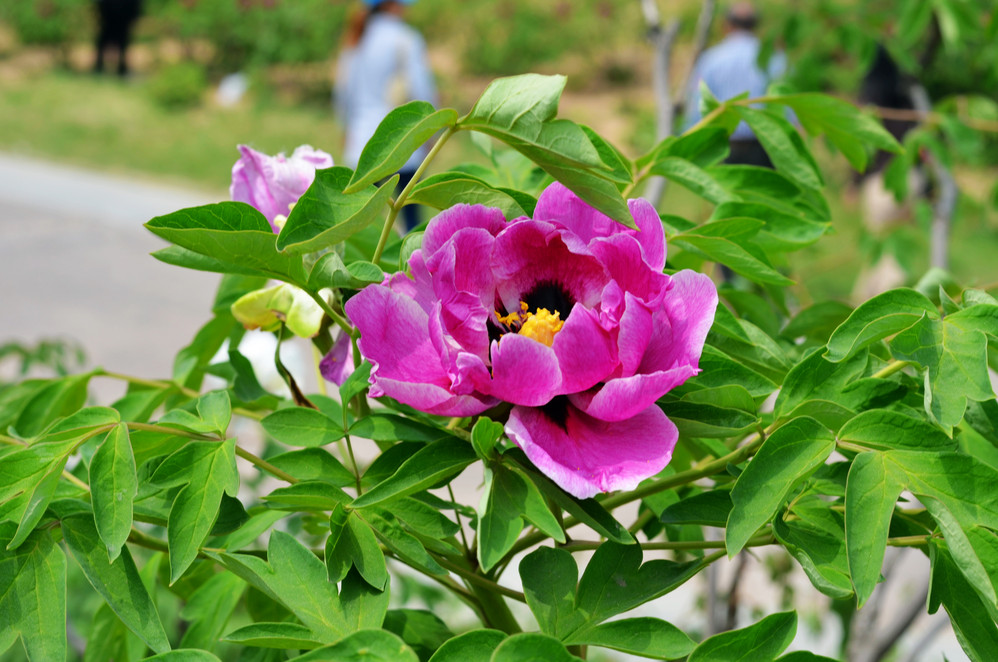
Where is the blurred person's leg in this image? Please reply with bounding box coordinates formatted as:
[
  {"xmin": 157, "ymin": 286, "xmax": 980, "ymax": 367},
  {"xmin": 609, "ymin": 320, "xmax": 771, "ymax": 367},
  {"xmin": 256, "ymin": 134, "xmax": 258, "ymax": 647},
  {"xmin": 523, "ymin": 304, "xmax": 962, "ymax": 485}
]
[{"xmin": 396, "ymin": 169, "xmax": 421, "ymax": 232}]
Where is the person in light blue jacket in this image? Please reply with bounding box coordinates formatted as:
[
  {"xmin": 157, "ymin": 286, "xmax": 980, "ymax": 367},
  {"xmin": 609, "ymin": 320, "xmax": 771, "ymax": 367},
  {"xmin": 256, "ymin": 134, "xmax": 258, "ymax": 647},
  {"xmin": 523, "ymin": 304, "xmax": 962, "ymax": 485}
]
[{"xmin": 336, "ymin": 0, "xmax": 437, "ymax": 231}]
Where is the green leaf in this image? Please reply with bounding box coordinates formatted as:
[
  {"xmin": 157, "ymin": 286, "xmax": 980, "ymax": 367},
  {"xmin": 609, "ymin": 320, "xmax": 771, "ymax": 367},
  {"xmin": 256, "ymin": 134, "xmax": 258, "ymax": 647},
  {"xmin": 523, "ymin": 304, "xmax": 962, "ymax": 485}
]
[
  {"xmin": 213, "ymin": 530, "xmax": 350, "ymax": 642},
  {"xmin": 178, "ymin": 571, "xmax": 245, "ymax": 650},
  {"xmin": 844, "ymin": 452, "xmax": 906, "ymax": 608},
  {"xmin": 142, "ymin": 651, "xmax": 222, "ymax": 661},
  {"xmin": 778, "ymin": 94, "xmax": 901, "ymax": 172},
  {"xmin": 580, "ymin": 125, "xmax": 633, "ymax": 183},
  {"xmin": 781, "ymin": 301, "xmax": 853, "ymax": 343},
  {"xmin": 928, "ymin": 543, "xmax": 998, "ymax": 662},
  {"xmin": 576, "ymin": 542, "xmax": 703, "ymax": 624},
  {"xmin": 325, "ymin": 507, "xmax": 389, "ymax": 591},
  {"xmin": 14, "ymin": 373, "xmax": 93, "ymax": 438},
  {"xmin": 651, "ymin": 157, "xmax": 736, "ymax": 204},
  {"xmin": 489, "ymin": 633, "xmax": 580, "ymax": 662},
  {"xmin": 688, "ymin": 611, "xmax": 797, "ymax": 662},
  {"xmin": 352, "ymin": 438, "xmax": 477, "ymax": 509},
  {"xmin": 567, "ymin": 618, "xmax": 696, "ymax": 660},
  {"xmin": 640, "ymin": 127, "xmax": 730, "ymax": 168},
  {"xmin": 736, "ymin": 106, "xmax": 823, "ymax": 189},
  {"xmin": 661, "ymin": 400, "xmax": 758, "ymax": 438},
  {"xmin": 773, "ymin": 498, "xmax": 852, "ymax": 599},
  {"xmin": 471, "ymin": 417, "xmax": 505, "ymax": 460},
  {"xmin": 923, "ymin": 497, "xmax": 997, "ymax": 608},
  {"xmin": 262, "ymin": 407, "xmax": 345, "ymax": 448},
  {"xmin": 891, "ymin": 314, "xmax": 995, "ymax": 432},
  {"xmin": 146, "ymin": 202, "xmax": 307, "ymax": 285},
  {"xmin": 825, "ymin": 288, "xmax": 937, "ymax": 363},
  {"xmin": 277, "ymin": 167, "xmax": 397, "ymax": 253},
  {"xmin": 428, "ymin": 630, "xmax": 506, "ymax": 662},
  {"xmin": 262, "ymin": 481, "xmax": 351, "ymax": 511},
  {"xmin": 660, "ymin": 491, "xmax": 732, "ymax": 527},
  {"xmin": 727, "ymin": 418, "xmax": 835, "ymax": 555},
  {"xmin": 383, "ymin": 609, "xmax": 455, "ymax": 661},
  {"xmin": 886, "ymin": 451, "xmax": 998, "ymax": 531},
  {"xmin": 0, "ymin": 526, "xmax": 67, "ymax": 662},
  {"xmin": 695, "ymin": 346, "xmax": 778, "ymax": 398},
  {"xmin": 340, "ymin": 566, "xmax": 391, "ymax": 632},
  {"xmin": 407, "ymin": 172, "xmax": 529, "ymax": 220},
  {"xmin": 61, "ymin": 515, "xmax": 171, "ymax": 654},
  {"xmin": 519, "ymin": 546, "xmax": 585, "ymax": 639},
  {"xmin": 350, "ymin": 413, "xmax": 453, "ymax": 443},
  {"xmin": 309, "ymin": 252, "xmax": 385, "ymax": 290},
  {"xmin": 152, "ymin": 440, "xmax": 240, "ymax": 583},
  {"xmin": 675, "ymin": 233, "xmax": 793, "ymax": 286},
  {"xmin": 266, "ymin": 447, "xmax": 355, "ymax": 487},
  {"xmin": 89, "ymin": 423, "xmax": 137, "ymax": 561},
  {"xmin": 289, "ymin": 630, "xmax": 419, "ymax": 662},
  {"xmin": 711, "ymin": 202, "xmax": 828, "ymax": 251},
  {"xmin": 478, "ymin": 465, "xmax": 564, "ymax": 572},
  {"xmin": 364, "ymin": 510, "xmax": 447, "ymax": 576},
  {"xmin": 774, "ymin": 348, "xmax": 869, "ymax": 420},
  {"xmin": 7, "ymin": 464, "xmax": 63, "ymax": 551},
  {"xmin": 348, "ymin": 101, "xmax": 458, "ymax": 192},
  {"xmin": 838, "ymin": 410, "xmax": 956, "ymax": 452},
  {"xmin": 223, "ymin": 622, "xmax": 322, "ymax": 649}
]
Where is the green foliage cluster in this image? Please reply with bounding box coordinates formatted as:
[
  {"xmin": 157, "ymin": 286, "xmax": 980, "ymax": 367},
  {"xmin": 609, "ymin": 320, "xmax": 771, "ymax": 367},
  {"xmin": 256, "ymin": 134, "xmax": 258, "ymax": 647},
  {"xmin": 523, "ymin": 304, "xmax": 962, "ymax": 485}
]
[
  {"xmin": 2, "ymin": 72, "xmax": 998, "ymax": 662},
  {"xmin": 153, "ymin": 0, "xmax": 348, "ymax": 72},
  {"xmin": 0, "ymin": 0, "xmax": 90, "ymax": 48},
  {"xmin": 146, "ymin": 61, "xmax": 209, "ymax": 109}
]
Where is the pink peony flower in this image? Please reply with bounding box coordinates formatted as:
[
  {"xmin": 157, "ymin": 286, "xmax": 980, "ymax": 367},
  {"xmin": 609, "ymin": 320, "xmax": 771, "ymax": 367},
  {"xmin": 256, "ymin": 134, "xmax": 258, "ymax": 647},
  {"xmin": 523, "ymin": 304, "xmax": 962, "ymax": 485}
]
[
  {"xmin": 319, "ymin": 332, "xmax": 354, "ymax": 387},
  {"xmin": 345, "ymin": 183, "xmax": 718, "ymax": 499},
  {"xmin": 230, "ymin": 144, "xmax": 333, "ymax": 232}
]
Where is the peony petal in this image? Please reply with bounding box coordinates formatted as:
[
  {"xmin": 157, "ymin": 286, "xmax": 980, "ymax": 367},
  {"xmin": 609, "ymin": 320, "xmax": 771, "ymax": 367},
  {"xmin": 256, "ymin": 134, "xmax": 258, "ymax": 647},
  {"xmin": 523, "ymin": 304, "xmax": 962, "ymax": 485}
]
[
  {"xmin": 568, "ymin": 365, "xmax": 698, "ymax": 422},
  {"xmin": 506, "ymin": 400, "xmax": 678, "ymax": 499},
  {"xmin": 492, "ymin": 220, "xmax": 609, "ymax": 313},
  {"xmin": 370, "ymin": 376, "xmax": 497, "ymax": 416},
  {"xmin": 485, "ymin": 333, "xmax": 562, "ymax": 406},
  {"xmin": 638, "ymin": 270, "xmax": 718, "ymax": 374},
  {"xmin": 552, "ymin": 304, "xmax": 618, "ymax": 393},
  {"xmin": 533, "ymin": 183, "xmax": 666, "ymax": 270},
  {"xmin": 319, "ymin": 333, "xmax": 354, "ymax": 386},
  {"xmin": 230, "ymin": 144, "xmax": 333, "ymax": 231},
  {"xmin": 614, "ymin": 293, "xmax": 654, "ymax": 378},
  {"xmin": 422, "ymin": 204, "xmax": 506, "ymax": 257}
]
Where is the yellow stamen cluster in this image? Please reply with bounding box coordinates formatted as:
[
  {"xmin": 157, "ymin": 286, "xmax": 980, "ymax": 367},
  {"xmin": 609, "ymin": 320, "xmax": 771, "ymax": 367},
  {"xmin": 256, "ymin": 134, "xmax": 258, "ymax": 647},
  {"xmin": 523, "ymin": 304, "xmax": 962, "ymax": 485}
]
[{"xmin": 495, "ymin": 301, "xmax": 564, "ymax": 347}]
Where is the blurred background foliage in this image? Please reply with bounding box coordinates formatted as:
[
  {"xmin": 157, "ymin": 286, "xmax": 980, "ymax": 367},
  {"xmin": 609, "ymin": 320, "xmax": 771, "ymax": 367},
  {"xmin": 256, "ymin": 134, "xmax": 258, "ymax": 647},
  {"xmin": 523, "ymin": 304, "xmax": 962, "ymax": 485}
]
[{"xmin": 0, "ymin": 0, "xmax": 996, "ymax": 302}]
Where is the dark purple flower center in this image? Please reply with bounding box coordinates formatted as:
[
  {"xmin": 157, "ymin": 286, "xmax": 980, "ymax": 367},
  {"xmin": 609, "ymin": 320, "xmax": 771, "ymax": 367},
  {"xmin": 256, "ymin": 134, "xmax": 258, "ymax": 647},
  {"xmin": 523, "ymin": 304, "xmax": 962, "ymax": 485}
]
[{"xmin": 541, "ymin": 395, "xmax": 570, "ymax": 431}]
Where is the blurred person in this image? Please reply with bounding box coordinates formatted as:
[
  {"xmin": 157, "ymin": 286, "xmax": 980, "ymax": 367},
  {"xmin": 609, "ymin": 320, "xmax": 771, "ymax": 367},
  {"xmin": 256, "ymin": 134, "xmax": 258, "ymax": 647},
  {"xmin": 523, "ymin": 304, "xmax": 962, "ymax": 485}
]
[
  {"xmin": 93, "ymin": 0, "xmax": 143, "ymax": 77},
  {"xmin": 336, "ymin": 0, "xmax": 437, "ymax": 231},
  {"xmin": 684, "ymin": 2, "xmax": 787, "ymax": 167}
]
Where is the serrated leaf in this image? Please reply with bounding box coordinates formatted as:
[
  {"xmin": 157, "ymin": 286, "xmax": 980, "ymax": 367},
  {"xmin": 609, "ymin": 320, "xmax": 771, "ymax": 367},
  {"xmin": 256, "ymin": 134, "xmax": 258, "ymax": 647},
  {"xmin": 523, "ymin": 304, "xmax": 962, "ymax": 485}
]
[
  {"xmin": 277, "ymin": 167, "xmax": 396, "ymax": 253},
  {"xmin": 688, "ymin": 611, "xmax": 796, "ymax": 662},
  {"xmin": 364, "ymin": 510, "xmax": 446, "ymax": 576},
  {"xmin": 845, "ymin": 452, "xmax": 906, "ymax": 608},
  {"xmin": 923, "ymin": 497, "xmax": 997, "ymax": 608},
  {"xmin": 773, "ymin": 499, "xmax": 852, "ymax": 599},
  {"xmin": 351, "ymin": 438, "xmax": 477, "ymax": 509},
  {"xmin": 348, "ymin": 101, "xmax": 458, "ymax": 191},
  {"xmin": 825, "ymin": 288, "xmax": 937, "ymax": 362},
  {"xmin": 90, "ymin": 423, "xmax": 137, "ymax": 560},
  {"xmin": 519, "ymin": 546, "xmax": 584, "ymax": 638},
  {"xmin": 324, "ymin": 508, "xmax": 389, "ymax": 591},
  {"xmin": 61, "ymin": 515, "xmax": 171, "ymax": 654},
  {"xmin": 471, "ymin": 417, "xmax": 505, "ymax": 460},
  {"xmin": 675, "ymin": 234, "xmax": 793, "ymax": 286}
]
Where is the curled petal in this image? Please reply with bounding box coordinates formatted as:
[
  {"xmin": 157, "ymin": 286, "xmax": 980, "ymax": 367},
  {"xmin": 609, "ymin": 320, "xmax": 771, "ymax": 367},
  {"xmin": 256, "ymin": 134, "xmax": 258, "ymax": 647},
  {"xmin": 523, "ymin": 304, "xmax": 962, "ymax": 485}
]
[
  {"xmin": 230, "ymin": 144, "xmax": 333, "ymax": 230},
  {"xmin": 638, "ymin": 270, "xmax": 718, "ymax": 374},
  {"xmin": 552, "ymin": 304, "xmax": 618, "ymax": 393},
  {"xmin": 533, "ymin": 182, "xmax": 666, "ymax": 270},
  {"xmin": 422, "ymin": 204, "xmax": 506, "ymax": 257},
  {"xmin": 568, "ymin": 365, "xmax": 698, "ymax": 422},
  {"xmin": 486, "ymin": 334, "xmax": 563, "ymax": 406},
  {"xmin": 345, "ymin": 284, "xmax": 495, "ymax": 415},
  {"xmin": 506, "ymin": 400, "xmax": 678, "ymax": 499}
]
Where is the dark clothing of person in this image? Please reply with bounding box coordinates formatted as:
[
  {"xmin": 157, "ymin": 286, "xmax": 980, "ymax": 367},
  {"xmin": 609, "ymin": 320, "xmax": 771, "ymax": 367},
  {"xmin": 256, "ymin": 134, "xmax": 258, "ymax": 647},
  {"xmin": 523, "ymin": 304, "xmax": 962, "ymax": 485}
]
[
  {"xmin": 94, "ymin": 0, "xmax": 142, "ymax": 76},
  {"xmin": 858, "ymin": 44, "xmax": 917, "ymax": 175}
]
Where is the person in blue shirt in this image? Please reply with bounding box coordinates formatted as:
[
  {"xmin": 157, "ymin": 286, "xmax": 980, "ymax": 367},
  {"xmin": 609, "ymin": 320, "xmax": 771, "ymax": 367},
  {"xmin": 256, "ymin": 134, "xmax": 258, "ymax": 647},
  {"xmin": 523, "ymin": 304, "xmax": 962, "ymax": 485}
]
[
  {"xmin": 684, "ymin": 2, "xmax": 787, "ymax": 167},
  {"xmin": 336, "ymin": 0, "xmax": 437, "ymax": 231}
]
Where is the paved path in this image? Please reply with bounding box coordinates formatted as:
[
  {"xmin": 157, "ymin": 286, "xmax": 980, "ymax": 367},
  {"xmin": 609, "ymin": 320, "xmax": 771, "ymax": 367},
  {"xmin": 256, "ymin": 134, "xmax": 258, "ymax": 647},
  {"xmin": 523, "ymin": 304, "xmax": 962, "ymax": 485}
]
[{"xmin": 0, "ymin": 153, "xmax": 221, "ymax": 393}]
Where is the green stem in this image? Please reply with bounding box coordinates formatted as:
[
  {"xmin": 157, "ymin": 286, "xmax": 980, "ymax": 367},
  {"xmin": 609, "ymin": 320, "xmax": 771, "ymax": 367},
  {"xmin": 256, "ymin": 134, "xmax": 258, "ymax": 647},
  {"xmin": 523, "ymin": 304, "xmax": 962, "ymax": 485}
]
[
  {"xmin": 372, "ymin": 126, "xmax": 457, "ymax": 264},
  {"xmin": 435, "ymin": 556, "xmax": 526, "ymax": 604},
  {"xmin": 95, "ymin": 370, "xmax": 265, "ymax": 421},
  {"xmin": 872, "ymin": 359, "xmax": 913, "ymax": 380},
  {"xmin": 306, "ymin": 290, "xmax": 354, "ymax": 337},
  {"xmin": 126, "ymin": 421, "xmax": 218, "ymax": 441},
  {"xmin": 467, "ymin": 580, "xmax": 523, "ymax": 634},
  {"xmin": 234, "ymin": 446, "xmax": 299, "ymax": 484},
  {"xmin": 562, "ymin": 534, "xmax": 775, "ymax": 553}
]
